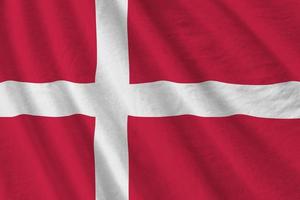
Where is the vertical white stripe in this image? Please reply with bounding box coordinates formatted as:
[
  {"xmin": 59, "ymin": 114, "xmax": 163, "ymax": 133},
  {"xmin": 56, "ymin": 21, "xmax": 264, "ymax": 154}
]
[{"xmin": 95, "ymin": 0, "xmax": 130, "ymax": 199}]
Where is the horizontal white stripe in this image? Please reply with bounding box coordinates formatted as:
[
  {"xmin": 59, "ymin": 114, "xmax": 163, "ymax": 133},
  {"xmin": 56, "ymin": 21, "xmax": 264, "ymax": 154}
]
[
  {"xmin": 1, "ymin": 80, "xmax": 299, "ymax": 119},
  {"xmin": 0, "ymin": 81, "xmax": 96, "ymax": 117},
  {"xmin": 131, "ymin": 81, "xmax": 300, "ymax": 119}
]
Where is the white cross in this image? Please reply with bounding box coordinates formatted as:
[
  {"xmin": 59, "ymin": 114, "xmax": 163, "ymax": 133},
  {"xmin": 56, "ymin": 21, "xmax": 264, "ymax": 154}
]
[{"xmin": 0, "ymin": 0, "xmax": 300, "ymax": 200}]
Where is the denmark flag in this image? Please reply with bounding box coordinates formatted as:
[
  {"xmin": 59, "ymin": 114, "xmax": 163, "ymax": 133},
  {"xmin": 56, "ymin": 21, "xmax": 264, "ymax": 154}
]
[{"xmin": 0, "ymin": 0, "xmax": 300, "ymax": 200}]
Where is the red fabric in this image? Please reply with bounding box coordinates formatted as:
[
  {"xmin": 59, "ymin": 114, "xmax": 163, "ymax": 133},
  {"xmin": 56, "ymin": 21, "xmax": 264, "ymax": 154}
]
[
  {"xmin": 0, "ymin": 0, "xmax": 96, "ymax": 83},
  {"xmin": 128, "ymin": 0, "xmax": 300, "ymax": 84},
  {"xmin": 129, "ymin": 115, "xmax": 300, "ymax": 200},
  {"xmin": 0, "ymin": 115, "xmax": 95, "ymax": 199}
]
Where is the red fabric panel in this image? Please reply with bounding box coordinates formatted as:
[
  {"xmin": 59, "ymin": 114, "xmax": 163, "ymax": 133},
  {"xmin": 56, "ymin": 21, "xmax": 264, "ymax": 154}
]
[
  {"xmin": 128, "ymin": 0, "xmax": 300, "ymax": 84},
  {"xmin": 0, "ymin": 115, "xmax": 95, "ymax": 199},
  {"xmin": 0, "ymin": 0, "xmax": 96, "ymax": 83},
  {"xmin": 128, "ymin": 115, "xmax": 300, "ymax": 200}
]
